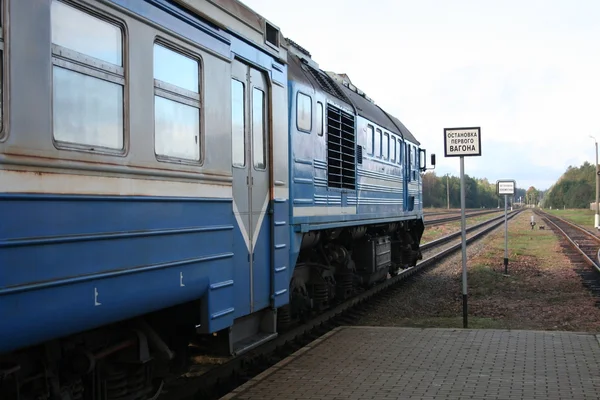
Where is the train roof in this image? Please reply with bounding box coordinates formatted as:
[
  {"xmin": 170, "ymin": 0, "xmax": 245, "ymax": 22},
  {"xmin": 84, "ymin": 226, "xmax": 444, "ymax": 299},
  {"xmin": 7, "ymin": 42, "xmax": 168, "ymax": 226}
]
[
  {"xmin": 386, "ymin": 114, "xmax": 420, "ymax": 146},
  {"xmin": 328, "ymin": 73, "xmax": 420, "ymax": 146},
  {"xmin": 286, "ymin": 41, "xmax": 354, "ymax": 110},
  {"xmin": 286, "ymin": 39, "xmax": 420, "ymax": 146},
  {"xmin": 173, "ymin": 0, "xmax": 287, "ymax": 62}
]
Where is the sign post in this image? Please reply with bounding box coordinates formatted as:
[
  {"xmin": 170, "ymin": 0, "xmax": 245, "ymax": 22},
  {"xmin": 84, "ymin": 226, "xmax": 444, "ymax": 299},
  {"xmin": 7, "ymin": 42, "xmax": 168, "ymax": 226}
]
[
  {"xmin": 444, "ymin": 127, "xmax": 481, "ymax": 329},
  {"xmin": 497, "ymin": 180, "xmax": 516, "ymax": 275}
]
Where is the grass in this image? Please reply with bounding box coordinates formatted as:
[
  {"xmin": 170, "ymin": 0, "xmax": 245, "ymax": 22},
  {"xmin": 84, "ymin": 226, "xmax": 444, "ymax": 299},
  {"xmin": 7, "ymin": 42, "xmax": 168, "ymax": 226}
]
[
  {"xmin": 359, "ymin": 209, "xmax": 600, "ymax": 332},
  {"xmin": 461, "ymin": 210, "xmax": 600, "ymax": 331},
  {"xmin": 545, "ymin": 208, "xmax": 596, "ymax": 229}
]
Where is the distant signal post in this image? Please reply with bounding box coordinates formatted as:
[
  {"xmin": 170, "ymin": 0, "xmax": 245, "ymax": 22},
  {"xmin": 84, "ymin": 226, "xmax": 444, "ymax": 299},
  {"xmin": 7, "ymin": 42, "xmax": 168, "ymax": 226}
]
[
  {"xmin": 444, "ymin": 127, "xmax": 481, "ymax": 329},
  {"xmin": 497, "ymin": 180, "xmax": 516, "ymax": 275}
]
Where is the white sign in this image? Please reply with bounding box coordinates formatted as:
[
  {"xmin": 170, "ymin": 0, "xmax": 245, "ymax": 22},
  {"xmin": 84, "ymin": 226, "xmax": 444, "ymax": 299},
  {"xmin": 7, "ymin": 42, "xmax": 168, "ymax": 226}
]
[
  {"xmin": 497, "ymin": 180, "xmax": 516, "ymax": 195},
  {"xmin": 444, "ymin": 127, "xmax": 481, "ymax": 157}
]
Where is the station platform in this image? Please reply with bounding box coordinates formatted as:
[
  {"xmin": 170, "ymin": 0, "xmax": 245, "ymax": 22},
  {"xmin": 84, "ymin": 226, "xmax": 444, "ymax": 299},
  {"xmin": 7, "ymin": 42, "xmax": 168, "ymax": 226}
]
[{"xmin": 221, "ymin": 326, "xmax": 600, "ymax": 400}]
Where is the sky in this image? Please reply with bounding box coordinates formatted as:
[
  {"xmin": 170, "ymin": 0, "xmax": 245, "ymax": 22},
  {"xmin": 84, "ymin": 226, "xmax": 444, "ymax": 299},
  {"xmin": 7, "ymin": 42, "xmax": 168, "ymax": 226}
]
[{"xmin": 241, "ymin": 0, "xmax": 600, "ymax": 190}]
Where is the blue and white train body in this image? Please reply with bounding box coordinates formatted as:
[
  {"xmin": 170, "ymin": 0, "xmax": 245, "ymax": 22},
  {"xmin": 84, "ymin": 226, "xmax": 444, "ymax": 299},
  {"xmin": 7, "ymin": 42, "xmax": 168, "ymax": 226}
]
[{"xmin": 0, "ymin": 1, "xmax": 432, "ymax": 399}]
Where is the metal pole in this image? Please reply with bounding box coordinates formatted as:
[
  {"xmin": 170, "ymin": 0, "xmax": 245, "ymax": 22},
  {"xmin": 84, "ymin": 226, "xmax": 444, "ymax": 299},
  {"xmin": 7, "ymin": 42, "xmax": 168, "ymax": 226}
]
[
  {"xmin": 594, "ymin": 139, "xmax": 600, "ymax": 228},
  {"xmin": 446, "ymin": 174, "xmax": 450, "ymax": 210},
  {"xmin": 460, "ymin": 157, "xmax": 467, "ymax": 329},
  {"xmin": 504, "ymin": 194, "xmax": 508, "ymax": 274}
]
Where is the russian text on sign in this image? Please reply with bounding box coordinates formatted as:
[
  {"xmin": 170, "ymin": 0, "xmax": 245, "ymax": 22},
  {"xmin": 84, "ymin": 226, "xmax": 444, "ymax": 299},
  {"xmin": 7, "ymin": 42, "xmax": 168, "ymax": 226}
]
[
  {"xmin": 444, "ymin": 127, "xmax": 481, "ymax": 157},
  {"xmin": 497, "ymin": 180, "xmax": 516, "ymax": 195}
]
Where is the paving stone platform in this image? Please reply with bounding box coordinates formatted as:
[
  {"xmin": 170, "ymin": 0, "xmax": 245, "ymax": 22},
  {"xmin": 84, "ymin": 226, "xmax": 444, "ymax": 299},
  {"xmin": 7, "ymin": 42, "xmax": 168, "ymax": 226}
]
[{"xmin": 221, "ymin": 326, "xmax": 600, "ymax": 400}]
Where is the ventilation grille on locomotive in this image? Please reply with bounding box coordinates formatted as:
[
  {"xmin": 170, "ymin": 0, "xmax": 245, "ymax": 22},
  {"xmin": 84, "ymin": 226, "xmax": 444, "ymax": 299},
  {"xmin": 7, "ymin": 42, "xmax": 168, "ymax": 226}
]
[
  {"xmin": 327, "ymin": 104, "xmax": 356, "ymax": 190},
  {"xmin": 302, "ymin": 60, "xmax": 350, "ymax": 103}
]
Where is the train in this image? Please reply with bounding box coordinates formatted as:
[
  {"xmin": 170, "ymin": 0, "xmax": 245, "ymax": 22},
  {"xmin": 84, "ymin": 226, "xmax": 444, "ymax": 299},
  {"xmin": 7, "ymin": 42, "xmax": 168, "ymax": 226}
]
[{"xmin": 0, "ymin": 1, "xmax": 435, "ymax": 399}]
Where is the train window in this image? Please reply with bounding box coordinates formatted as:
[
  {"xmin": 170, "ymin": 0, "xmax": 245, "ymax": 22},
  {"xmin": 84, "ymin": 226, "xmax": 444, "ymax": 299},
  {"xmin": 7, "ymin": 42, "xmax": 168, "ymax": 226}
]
[
  {"xmin": 252, "ymin": 88, "xmax": 266, "ymax": 169},
  {"xmin": 153, "ymin": 43, "xmax": 201, "ymax": 162},
  {"xmin": 316, "ymin": 102, "xmax": 324, "ymax": 136},
  {"xmin": 398, "ymin": 139, "xmax": 403, "ymax": 164},
  {"xmin": 154, "ymin": 44, "xmax": 199, "ymax": 93},
  {"xmin": 52, "ymin": 1, "xmax": 122, "ymax": 65},
  {"xmin": 296, "ymin": 92, "xmax": 312, "ymax": 132},
  {"xmin": 383, "ymin": 132, "xmax": 389, "ymax": 160},
  {"xmin": 391, "ymin": 137, "xmax": 396, "ymax": 163},
  {"xmin": 51, "ymin": 0, "xmax": 124, "ymax": 150},
  {"xmin": 366, "ymin": 125, "xmax": 374, "ymax": 155},
  {"xmin": 413, "ymin": 145, "xmax": 418, "ymax": 179},
  {"xmin": 407, "ymin": 145, "xmax": 412, "ymax": 181},
  {"xmin": 375, "ymin": 128, "xmax": 382, "ymax": 157},
  {"xmin": 231, "ymin": 79, "xmax": 245, "ymax": 167}
]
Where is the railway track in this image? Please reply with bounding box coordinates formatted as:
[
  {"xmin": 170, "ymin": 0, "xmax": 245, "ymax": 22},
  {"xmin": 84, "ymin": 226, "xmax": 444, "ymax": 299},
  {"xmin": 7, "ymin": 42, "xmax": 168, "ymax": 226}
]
[
  {"xmin": 534, "ymin": 210, "xmax": 600, "ymax": 272},
  {"xmin": 534, "ymin": 210, "xmax": 600, "ymax": 306},
  {"xmin": 424, "ymin": 209, "xmax": 503, "ymax": 226},
  {"xmin": 423, "ymin": 209, "xmax": 482, "ymax": 217},
  {"xmin": 161, "ymin": 210, "xmax": 522, "ymax": 400}
]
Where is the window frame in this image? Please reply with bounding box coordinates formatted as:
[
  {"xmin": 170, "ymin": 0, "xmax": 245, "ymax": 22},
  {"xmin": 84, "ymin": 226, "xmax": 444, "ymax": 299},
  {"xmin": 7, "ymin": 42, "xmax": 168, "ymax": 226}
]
[
  {"xmin": 0, "ymin": 0, "xmax": 6, "ymax": 140},
  {"xmin": 390, "ymin": 136, "xmax": 396, "ymax": 163},
  {"xmin": 397, "ymin": 138, "xmax": 403, "ymax": 165},
  {"xmin": 316, "ymin": 101, "xmax": 324, "ymax": 136},
  {"xmin": 152, "ymin": 39, "xmax": 203, "ymax": 164},
  {"xmin": 366, "ymin": 124, "xmax": 374, "ymax": 155},
  {"xmin": 383, "ymin": 132, "xmax": 389, "ymax": 160},
  {"xmin": 375, "ymin": 128, "xmax": 382, "ymax": 158},
  {"xmin": 252, "ymin": 87, "xmax": 267, "ymax": 171},
  {"xmin": 405, "ymin": 143, "xmax": 413, "ymax": 182},
  {"xmin": 231, "ymin": 78, "xmax": 246, "ymax": 168},
  {"xmin": 296, "ymin": 91, "xmax": 312, "ymax": 133},
  {"xmin": 50, "ymin": 0, "xmax": 127, "ymax": 155},
  {"xmin": 413, "ymin": 145, "xmax": 418, "ymax": 180}
]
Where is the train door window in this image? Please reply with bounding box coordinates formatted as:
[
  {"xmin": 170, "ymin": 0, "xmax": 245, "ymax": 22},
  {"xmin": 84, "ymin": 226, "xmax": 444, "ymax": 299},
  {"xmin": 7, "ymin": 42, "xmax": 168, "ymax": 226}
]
[
  {"xmin": 383, "ymin": 132, "xmax": 389, "ymax": 160},
  {"xmin": 407, "ymin": 145, "xmax": 412, "ymax": 182},
  {"xmin": 231, "ymin": 79, "xmax": 245, "ymax": 167},
  {"xmin": 316, "ymin": 101, "xmax": 324, "ymax": 136},
  {"xmin": 390, "ymin": 136, "xmax": 396, "ymax": 163},
  {"xmin": 366, "ymin": 125, "xmax": 374, "ymax": 155},
  {"xmin": 252, "ymin": 88, "xmax": 266, "ymax": 169},
  {"xmin": 413, "ymin": 145, "xmax": 418, "ymax": 180},
  {"xmin": 153, "ymin": 43, "xmax": 201, "ymax": 162},
  {"xmin": 0, "ymin": 0, "xmax": 4, "ymax": 135},
  {"xmin": 375, "ymin": 128, "xmax": 382, "ymax": 158},
  {"xmin": 398, "ymin": 139, "xmax": 403, "ymax": 165},
  {"xmin": 51, "ymin": 0, "xmax": 124, "ymax": 151},
  {"xmin": 296, "ymin": 92, "xmax": 311, "ymax": 132}
]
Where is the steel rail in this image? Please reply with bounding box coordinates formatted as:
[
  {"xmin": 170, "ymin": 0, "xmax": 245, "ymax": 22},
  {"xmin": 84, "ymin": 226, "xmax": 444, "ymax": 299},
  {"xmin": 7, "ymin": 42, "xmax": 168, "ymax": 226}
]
[
  {"xmin": 534, "ymin": 210, "xmax": 600, "ymax": 273},
  {"xmin": 424, "ymin": 209, "xmax": 503, "ymax": 226},
  {"xmin": 422, "ymin": 209, "xmax": 519, "ymax": 251}
]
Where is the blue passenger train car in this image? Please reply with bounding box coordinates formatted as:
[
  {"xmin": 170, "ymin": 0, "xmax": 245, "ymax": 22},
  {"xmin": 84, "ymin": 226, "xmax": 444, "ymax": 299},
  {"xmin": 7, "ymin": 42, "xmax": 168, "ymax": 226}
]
[{"xmin": 0, "ymin": 1, "xmax": 433, "ymax": 399}]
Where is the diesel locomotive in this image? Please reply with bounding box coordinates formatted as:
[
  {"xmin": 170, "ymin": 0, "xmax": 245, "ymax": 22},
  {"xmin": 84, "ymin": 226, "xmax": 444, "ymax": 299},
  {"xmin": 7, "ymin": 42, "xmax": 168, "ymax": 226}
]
[{"xmin": 0, "ymin": 1, "xmax": 434, "ymax": 399}]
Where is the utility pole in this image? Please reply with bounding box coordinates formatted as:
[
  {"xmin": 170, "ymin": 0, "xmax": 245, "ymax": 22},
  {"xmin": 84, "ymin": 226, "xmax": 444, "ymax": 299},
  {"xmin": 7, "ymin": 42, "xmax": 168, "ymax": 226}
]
[
  {"xmin": 446, "ymin": 174, "xmax": 450, "ymax": 210},
  {"xmin": 591, "ymin": 136, "xmax": 599, "ymax": 228}
]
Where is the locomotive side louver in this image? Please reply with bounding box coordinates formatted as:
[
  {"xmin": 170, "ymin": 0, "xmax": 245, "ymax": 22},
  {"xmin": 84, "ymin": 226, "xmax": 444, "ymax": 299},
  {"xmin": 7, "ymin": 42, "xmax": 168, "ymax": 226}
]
[{"xmin": 327, "ymin": 104, "xmax": 356, "ymax": 190}]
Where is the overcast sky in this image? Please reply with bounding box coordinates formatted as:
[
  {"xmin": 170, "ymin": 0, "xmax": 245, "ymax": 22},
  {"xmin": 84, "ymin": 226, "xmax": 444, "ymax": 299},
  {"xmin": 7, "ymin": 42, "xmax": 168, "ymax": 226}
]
[{"xmin": 241, "ymin": 0, "xmax": 600, "ymax": 190}]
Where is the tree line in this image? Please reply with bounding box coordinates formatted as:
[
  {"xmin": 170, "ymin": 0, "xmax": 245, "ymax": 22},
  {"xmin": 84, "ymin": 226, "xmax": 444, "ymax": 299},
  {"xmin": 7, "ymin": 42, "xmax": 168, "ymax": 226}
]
[
  {"xmin": 542, "ymin": 162, "xmax": 595, "ymax": 209},
  {"xmin": 421, "ymin": 172, "xmax": 527, "ymax": 209}
]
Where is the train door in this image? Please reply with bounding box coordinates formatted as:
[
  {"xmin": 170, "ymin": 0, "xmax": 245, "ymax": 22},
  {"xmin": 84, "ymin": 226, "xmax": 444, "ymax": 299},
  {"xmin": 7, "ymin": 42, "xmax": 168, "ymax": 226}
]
[
  {"xmin": 402, "ymin": 141, "xmax": 410, "ymax": 211},
  {"xmin": 231, "ymin": 60, "xmax": 272, "ymax": 314}
]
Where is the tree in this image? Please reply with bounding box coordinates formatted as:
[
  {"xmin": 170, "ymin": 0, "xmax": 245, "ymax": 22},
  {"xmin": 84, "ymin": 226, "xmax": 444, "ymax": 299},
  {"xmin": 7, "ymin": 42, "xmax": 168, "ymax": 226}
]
[
  {"xmin": 421, "ymin": 172, "xmax": 518, "ymax": 209},
  {"xmin": 526, "ymin": 186, "xmax": 539, "ymax": 206},
  {"xmin": 544, "ymin": 162, "xmax": 595, "ymax": 209}
]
